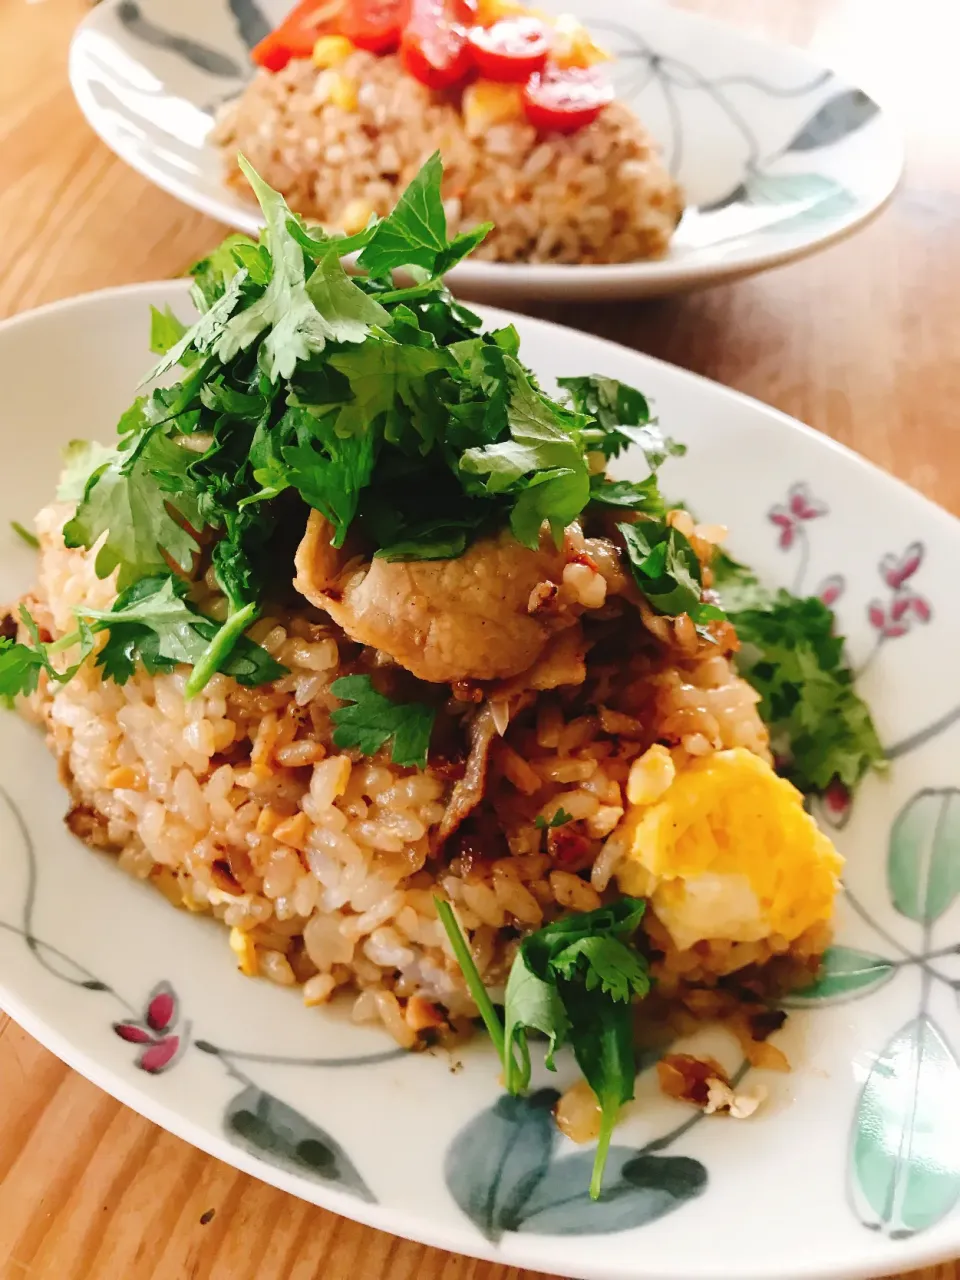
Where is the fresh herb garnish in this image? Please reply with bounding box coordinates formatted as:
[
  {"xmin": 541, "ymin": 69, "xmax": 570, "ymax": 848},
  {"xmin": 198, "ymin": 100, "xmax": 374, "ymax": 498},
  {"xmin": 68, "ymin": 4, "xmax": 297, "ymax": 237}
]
[
  {"xmin": 534, "ymin": 807, "xmax": 573, "ymax": 830},
  {"xmin": 618, "ymin": 519, "xmax": 725, "ymax": 625},
  {"xmin": 330, "ymin": 675, "xmax": 436, "ymax": 769},
  {"xmin": 0, "ymin": 580, "xmax": 284, "ymax": 702},
  {"xmin": 17, "ymin": 155, "xmax": 676, "ymax": 701},
  {"xmin": 712, "ymin": 547, "xmax": 884, "ymax": 792},
  {"xmin": 10, "ymin": 521, "xmax": 38, "ymax": 548},
  {"xmin": 435, "ymin": 898, "xmax": 506, "ymax": 1060},
  {"xmin": 437, "ymin": 894, "xmax": 650, "ymax": 1201}
]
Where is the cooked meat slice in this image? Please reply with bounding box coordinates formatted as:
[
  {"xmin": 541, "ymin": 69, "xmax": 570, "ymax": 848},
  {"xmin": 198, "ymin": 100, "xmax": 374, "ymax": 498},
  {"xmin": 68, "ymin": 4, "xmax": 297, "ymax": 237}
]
[
  {"xmin": 293, "ymin": 512, "xmax": 580, "ymax": 683},
  {"xmin": 436, "ymin": 703, "xmax": 498, "ymax": 845}
]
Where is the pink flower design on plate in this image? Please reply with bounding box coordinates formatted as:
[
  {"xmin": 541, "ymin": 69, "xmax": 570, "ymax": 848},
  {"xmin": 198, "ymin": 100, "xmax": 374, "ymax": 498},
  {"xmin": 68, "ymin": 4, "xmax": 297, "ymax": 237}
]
[
  {"xmin": 114, "ymin": 982, "xmax": 188, "ymax": 1074},
  {"xmin": 880, "ymin": 542, "xmax": 923, "ymax": 590},
  {"xmin": 768, "ymin": 483, "xmax": 828, "ymax": 550},
  {"xmin": 817, "ymin": 574, "xmax": 845, "ymax": 608},
  {"xmin": 818, "ymin": 778, "xmax": 853, "ymax": 830}
]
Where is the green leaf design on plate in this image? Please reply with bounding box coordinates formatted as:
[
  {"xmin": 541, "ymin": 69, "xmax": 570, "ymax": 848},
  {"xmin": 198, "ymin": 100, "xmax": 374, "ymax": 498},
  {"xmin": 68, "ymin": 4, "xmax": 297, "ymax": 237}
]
[
  {"xmin": 783, "ymin": 945, "xmax": 896, "ymax": 1006},
  {"xmin": 850, "ymin": 1014, "xmax": 960, "ymax": 1237},
  {"xmin": 888, "ymin": 789, "xmax": 960, "ymax": 924},
  {"xmin": 514, "ymin": 1151, "xmax": 707, "ymax": 1236},
  {"xmin": 744, "ymin": 172, "xmax": 858, "ymax": 231},
  {"xmin": 785, "ymin": 88, "xmax": 880, "ymax": 152},
  {"xmin": 224, "ymin": 1087, "xmax": 374, "ymax": 1201},
  {"xmin": 445, "ymin": 1088, "xmax": 707, "ymax": 1240},
  {"xmin": 445, "ymin": 1089, "xmax": 558, "ymax": 1241}
]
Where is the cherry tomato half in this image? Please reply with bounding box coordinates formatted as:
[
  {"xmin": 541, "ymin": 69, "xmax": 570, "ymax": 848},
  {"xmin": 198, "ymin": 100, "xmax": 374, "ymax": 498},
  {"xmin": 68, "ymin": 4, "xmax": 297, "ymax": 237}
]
[
  {"xmin": 250, "ymin": 0, "xmax": 337, "ymax": 71},
  {"xmin": 521, "ymin": 65, "xmax": 614, "ymax": 133},
  {"xmin": 340, "ymin": 0, "xmax": 412, "ymax": 54},
  {"xmin": 467, "ymin": 16, "xmax": 550, "ymax": 83},
  {"xmin": 401, "ymin": 0, "xmax": 473, "ymax": 90}
]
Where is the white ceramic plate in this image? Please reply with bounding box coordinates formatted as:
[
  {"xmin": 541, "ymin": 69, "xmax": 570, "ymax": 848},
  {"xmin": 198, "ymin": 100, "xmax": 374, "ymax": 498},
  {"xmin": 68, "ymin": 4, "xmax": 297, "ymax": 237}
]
[
  {"xmin": 68, "ymin": 1, "xmax": 903, "ymax": 300},
  {"xmin": 2, "ymin": 282, "xmax": 960, "ymax": 1280}
]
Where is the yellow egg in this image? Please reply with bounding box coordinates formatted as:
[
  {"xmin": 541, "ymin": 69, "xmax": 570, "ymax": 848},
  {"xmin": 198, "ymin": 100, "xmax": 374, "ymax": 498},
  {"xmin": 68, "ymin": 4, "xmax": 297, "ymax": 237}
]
[{"xmin": 617, "ymin": 748, "xmax": 843, "ymax": 951}]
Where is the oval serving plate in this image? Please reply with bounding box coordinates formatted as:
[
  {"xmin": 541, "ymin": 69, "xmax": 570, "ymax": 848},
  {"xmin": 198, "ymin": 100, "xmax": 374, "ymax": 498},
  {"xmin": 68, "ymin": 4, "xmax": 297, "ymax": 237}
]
[
  {"xmin": 68, "ymin": 1, "xmax": 903, "ymax": 301},
  {"xmin": 2, "ymin": 282, "xmax": 960, "ymax": 1280}
]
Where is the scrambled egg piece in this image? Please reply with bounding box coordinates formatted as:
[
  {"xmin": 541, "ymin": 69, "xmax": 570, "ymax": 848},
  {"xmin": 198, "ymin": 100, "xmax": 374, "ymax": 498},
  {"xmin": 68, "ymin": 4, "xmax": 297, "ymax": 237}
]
[{"xmin": 617, "ymin": 747, "xmax": 843, "ymax": 952}]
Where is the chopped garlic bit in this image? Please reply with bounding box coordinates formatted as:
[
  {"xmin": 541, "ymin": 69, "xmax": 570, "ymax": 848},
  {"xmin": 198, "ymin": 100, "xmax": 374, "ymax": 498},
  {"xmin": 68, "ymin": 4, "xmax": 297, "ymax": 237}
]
[{"xmin": 704, "ymin": 1076, "xmax": 768, "ymax": 1119}]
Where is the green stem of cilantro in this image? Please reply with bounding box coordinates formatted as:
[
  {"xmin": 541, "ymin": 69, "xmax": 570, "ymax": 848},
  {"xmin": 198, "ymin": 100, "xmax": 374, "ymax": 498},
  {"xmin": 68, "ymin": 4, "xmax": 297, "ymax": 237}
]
[
  {"xmin": 590, "ymin": 1109, "xmax": 616, "ymax": 1201},
  {"xmin": 184, "ymin": 601, "xmax": 258, "ymax": 700},
  {"xmin": 374, "ymin": 280, "xmax": 444, "ymax": 305},
  {"xmin": 10, "ymin": 521, "xmax": 39, "ymax": 548},
  {"xmin": 435, "ymin": 897, "xmax": 505, "ymax": 1063}
]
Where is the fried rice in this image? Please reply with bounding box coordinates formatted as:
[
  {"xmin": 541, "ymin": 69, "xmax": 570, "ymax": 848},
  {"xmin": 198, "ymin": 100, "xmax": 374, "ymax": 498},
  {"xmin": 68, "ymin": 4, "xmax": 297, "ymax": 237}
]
[
  {"xmin": 212, "ymin": 50, "xmax": 684, "ymax": 265},
  {"xmin": 20, "ymin": 502, "xmax": 827, "ymax": 1052}
]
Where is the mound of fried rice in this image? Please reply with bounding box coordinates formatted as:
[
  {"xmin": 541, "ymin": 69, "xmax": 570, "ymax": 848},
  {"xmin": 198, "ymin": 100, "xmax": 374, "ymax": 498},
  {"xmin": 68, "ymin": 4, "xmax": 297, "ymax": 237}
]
[
  {"xmin": 19, "ymin": 501, "xmax": 829, "ymax": 1057},
  {"xmin": 212, "ymin": 50, "xmax": 684, "ymax": 265}
]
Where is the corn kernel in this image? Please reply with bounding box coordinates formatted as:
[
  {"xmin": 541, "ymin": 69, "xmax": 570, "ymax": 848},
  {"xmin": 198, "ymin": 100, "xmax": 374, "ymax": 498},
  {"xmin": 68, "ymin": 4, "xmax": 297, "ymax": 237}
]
[
  {"xmin": 229, "ymin": 927, "xmax": 258, "ymax": 976},
  {"xmin": 340, "ymin": 198, "xmax": 374, "ymax": 236},
  {"xmin": 312, "ymin": 34, "xmax": 355, "ymax": 68},
  {"xmin": 551, "ymin": 14, "xmax": 611, "ymax": 68},
  {"xmin": 105, "ymin": 765, "xmax": 143, "ymax": 790},
  {"xmin": 462, "ymin": 80, "xmax": 525, "ymax": 139},
  {"xmin": 273, "ymin": 811, "xmax": 311, "ymax": 851},
  {"xmin": 329, "ymin": 72, "xmax": 358, "ymax": 111},
  {"xmin": 627, "ymin": 743, "xmax": 676, "ymax": 807},
  {"xmin": 255, "ymin": 805, "xmax": 280, "ymax": 836}
]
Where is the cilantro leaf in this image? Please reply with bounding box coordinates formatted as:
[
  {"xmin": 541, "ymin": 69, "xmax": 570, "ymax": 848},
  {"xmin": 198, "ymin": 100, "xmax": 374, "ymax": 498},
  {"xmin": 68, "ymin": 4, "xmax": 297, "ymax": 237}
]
[
  {"xmin": 0, "ymin": 636, "xmax": 43, "ymax": 700},
  {"xmin": 304, "ymin": 249, "xmax": 390, "ymax": 341},
  {"xmin": 730, "ymin": 590, "xmax": 884, "ymax": 792},
  {"xmin": 56, "ymin": 440, "xmax": 118, "ymax": 503},
  {"xmin": 534, "ymin": 807, "xmax": 573, "ymax": 830},
  {"xmin": 149, "ymin": 305, "xmax": 191, "ymax": 359},
  {"xmin": 503, "ymin": 897, "xmax": 649, "ymax": 1199},
  {"xmin": 188, "ymin": 233, "xmax": 258, "ymax": 310},
  {"xmin": 330, "ymin": 675, "xmax": 436, "ymax": 768},
  {"xmin": 588, "ymin": 473, "xmax": 665, "ymax": 514},
  {"xmin": 459, "ymin": 359, "xmax": 590, "ymax": 546},
  {"xmin": 148, "ymin": 269, "xmax": 249, "ymax": 382},
  {"xmin": 87, "ymin": 576, "xmax": 285, "ymax": 689},
  {"xmin": 63, "ymin": 433, "xmax": 209, "ymax": 590},
  {"xmin": 618, "ymin": 519, "xmax": 723, "ymax": 623},
  {"xmin": 214, "ymin": 159, "xmax": 387, "ymax": 382},
  {"xmin": 357, "ymin": 152, "xmax": 491, "ymax": 278},
  {"xmin": 328, "ymin": 340, "xmax": 452, "ymax": 440},
  {"xmin": 0, "ymin": 607, "xmax": 95, "ymax": 702}
]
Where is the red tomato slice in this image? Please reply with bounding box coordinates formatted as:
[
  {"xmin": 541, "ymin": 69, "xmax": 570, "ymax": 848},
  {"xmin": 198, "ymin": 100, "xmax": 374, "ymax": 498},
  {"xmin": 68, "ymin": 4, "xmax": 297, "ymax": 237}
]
[
  {"xmin": 340, "ymin": 0, "xmax": 412, "ymax": 53},
  {"xmin": 250, "ymin": 0, "xmax": 337, "ymax": 71},
  {"xmin": 521, "ymin": 65, "xmax": 614, "ymax": 133},
  {"xmin": 401, "ymin": 0, "xmax": 473, "ymax": 90},
  {"xmin": 467, "ymin": 16, "xmax": 550, "ymax": 83}
]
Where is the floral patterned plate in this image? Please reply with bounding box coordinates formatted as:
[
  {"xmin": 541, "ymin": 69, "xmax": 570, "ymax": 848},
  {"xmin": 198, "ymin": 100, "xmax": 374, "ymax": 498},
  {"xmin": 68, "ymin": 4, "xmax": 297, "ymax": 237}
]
[
  {"xmin": 68, "ymin": 0, "xmax": 903, "ymax": 300},
  {"xmin": 2, "ymin": 282, "xmax": 960, "ymax": 1280}
]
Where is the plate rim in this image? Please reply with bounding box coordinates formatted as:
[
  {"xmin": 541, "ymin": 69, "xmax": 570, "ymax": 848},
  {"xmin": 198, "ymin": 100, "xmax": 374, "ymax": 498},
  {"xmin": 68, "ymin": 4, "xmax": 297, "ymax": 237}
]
[
  {"xmin": 1, "ymin": 279, "xmax": 959, "ymax": 1280},
  {"xmin": 67, "ymin": 0, "xmax": 906, "ymax": 298}
]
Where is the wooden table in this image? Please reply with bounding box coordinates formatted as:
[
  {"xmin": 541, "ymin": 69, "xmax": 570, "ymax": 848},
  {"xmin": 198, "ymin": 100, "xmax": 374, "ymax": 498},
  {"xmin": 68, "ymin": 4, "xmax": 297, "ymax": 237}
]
[{"xmin": 0, "ymin": 1, "xmax": 957, "ymax": 1277}]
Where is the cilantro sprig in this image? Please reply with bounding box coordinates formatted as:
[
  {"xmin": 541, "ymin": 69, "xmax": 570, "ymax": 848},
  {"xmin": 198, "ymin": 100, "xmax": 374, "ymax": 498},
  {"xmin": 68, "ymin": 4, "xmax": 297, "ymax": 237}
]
[
  {"xmin": 437, "ymin": 895, "xmax": 650, "ymax": 1200},
  {"xmin": 330, "ymin": 676, "xmax": 436, "ymax": 769},
  {"xmin": 713, "ymin": 552, "xmax": 884, "ymax": 792},
  {"xmin": 618, "ymin": 519, "xmax": 725, "ymax": 627},
  {"xmin": 0, "ymin": 578, "xmax": 284, "ymax": 703},
  {"xmin": 50, "ymin": 154, "xmax": 680, "ymax": 697}
]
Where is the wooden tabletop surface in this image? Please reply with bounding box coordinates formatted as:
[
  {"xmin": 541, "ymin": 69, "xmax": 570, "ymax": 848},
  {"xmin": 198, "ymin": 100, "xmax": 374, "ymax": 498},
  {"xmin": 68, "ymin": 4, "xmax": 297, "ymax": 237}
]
[{"xmin": 1, "ymin": 0, "xmax": 958, "ymax": 1277}]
